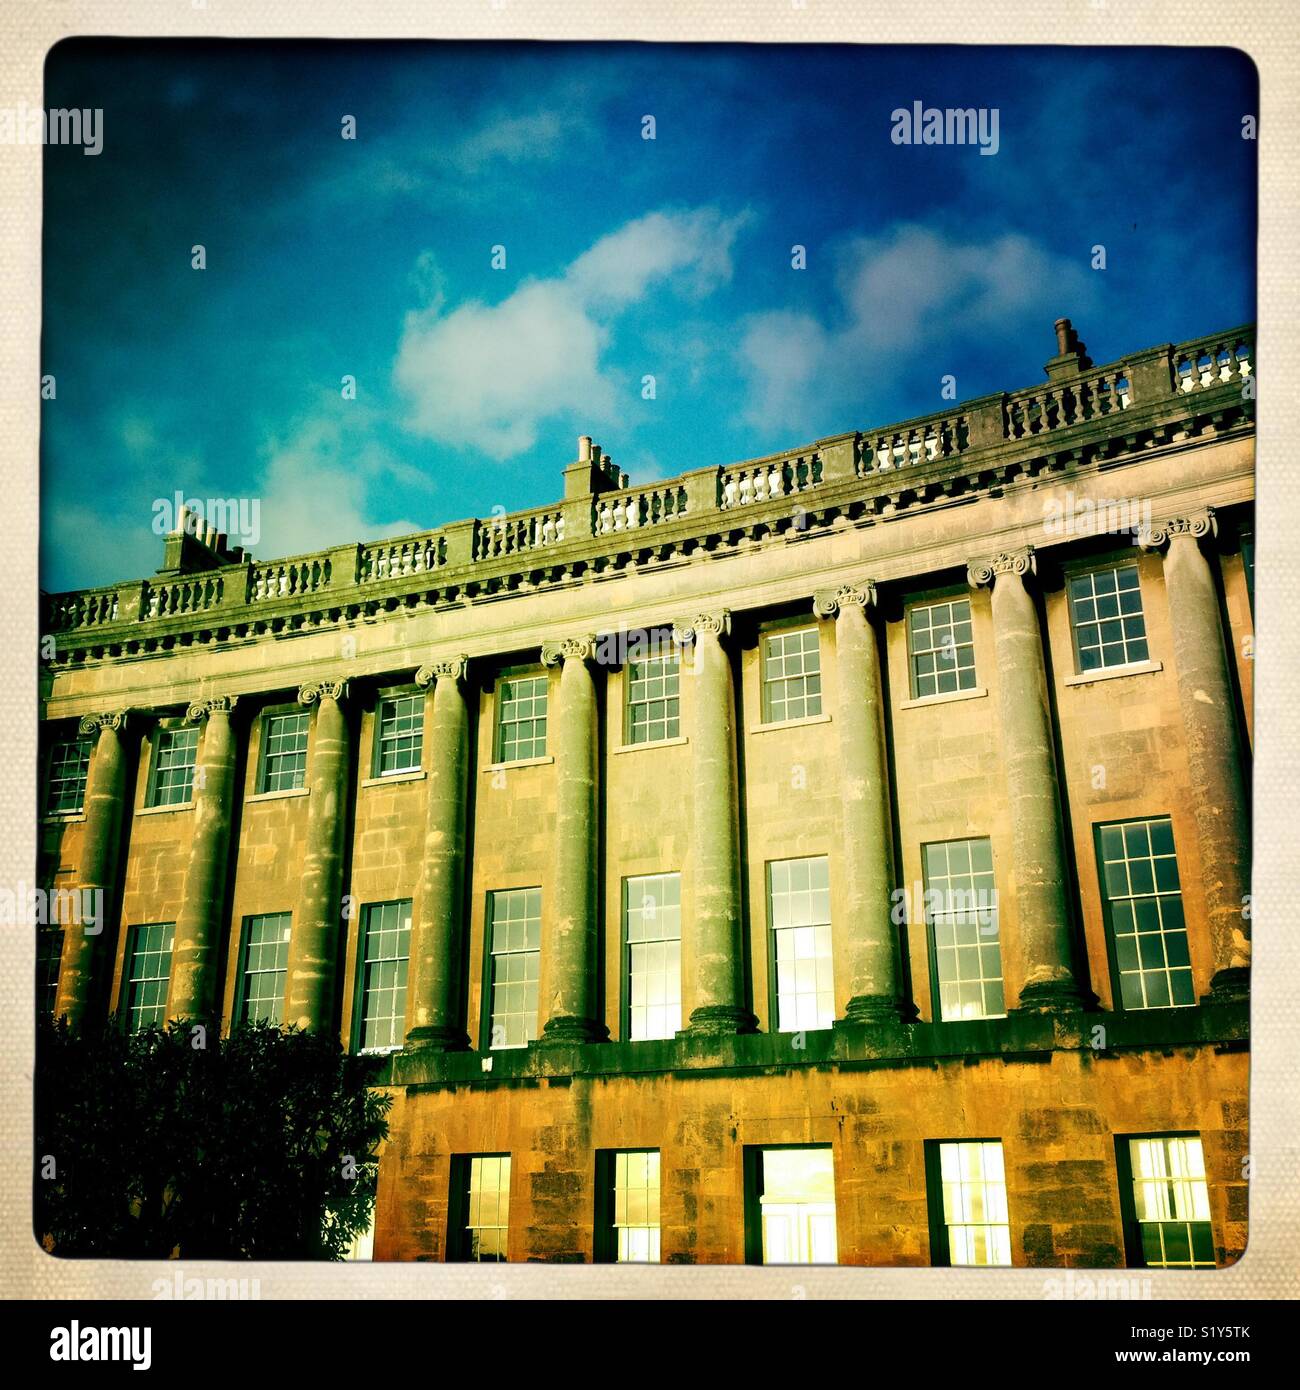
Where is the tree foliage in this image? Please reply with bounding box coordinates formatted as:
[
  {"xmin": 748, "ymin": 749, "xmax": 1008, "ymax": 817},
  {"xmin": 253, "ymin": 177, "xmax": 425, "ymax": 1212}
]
[{"xmin": 35, "ymin": 1016, "xmax": 391, "ymax": 1260}]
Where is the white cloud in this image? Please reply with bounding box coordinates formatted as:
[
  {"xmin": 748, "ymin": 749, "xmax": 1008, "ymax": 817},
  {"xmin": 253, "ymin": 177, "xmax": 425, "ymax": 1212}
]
[
  {"xmin": 739, "ymin": 224, "xmax": 1097, "ymax": 430},
  {"xmin": 394, "ymin": 207, "xmax": 745, "ymax": 459}
]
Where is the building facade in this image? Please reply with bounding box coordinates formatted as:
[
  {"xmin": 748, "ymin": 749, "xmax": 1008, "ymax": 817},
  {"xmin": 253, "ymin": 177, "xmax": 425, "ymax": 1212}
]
[{"xmin": 38, "ymin": 319, "xmax": 1254, "ymax": 1268}]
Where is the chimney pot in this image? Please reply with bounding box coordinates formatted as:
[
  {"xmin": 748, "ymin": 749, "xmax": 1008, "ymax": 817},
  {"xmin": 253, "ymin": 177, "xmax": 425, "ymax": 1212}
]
[{"xmin": 578, "ymin": 435, "xmax": 592, "ymax": 461}]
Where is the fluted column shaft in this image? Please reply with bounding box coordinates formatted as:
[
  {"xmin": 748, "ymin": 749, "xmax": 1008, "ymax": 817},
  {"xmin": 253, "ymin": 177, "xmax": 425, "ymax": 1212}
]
[
  {"xmin": 55, "ymin": 713, "xmax": 130, "ymax": 1027},
  {"xmin": 970, "ymin": 550, "xmax": 1083, "ymax": 1009},
  {"xmin": 675, "ymin": 613, "xmax": 755, "ymax": 1036},
  {"xmin": 285, "ymin": 681, "xmax": 352, "ymax": 1032},
  {"xmin": 538, "ymin": 639, "xmax": 604, "ymax": 1042},
  {"xmin": 1145, "ymin": 512, "xmax": 1251, "ymax": 998},
  {"xmin": 406, "ymin": 658, "xmax": 471, "ymax": 1049},
  {"xmin": 169, "ymin": 697, "xmax": 239, "ymax": 1025},
  {"xmin": 813, "ymin": 585, "xmax": 906, "ymax": 1021}
]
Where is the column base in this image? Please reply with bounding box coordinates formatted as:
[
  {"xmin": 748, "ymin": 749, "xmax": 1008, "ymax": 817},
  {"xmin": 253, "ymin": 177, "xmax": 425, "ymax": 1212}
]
[
  {"xmin": 403, "ymin": 1024, "xmax": 470, "ymax": 1053},
  {"xmin": 683, "ymin": 1004, "xmax": 758, "ymax": 1037},
  {"xmin": 1202, "ymin": 966, "xmax": 1250, "ymax": 1006},
  {"xmin": 1013, "ymin": 979, "xmax": 1087, "ymax": 1013},
  {"xmin": 536, "ymin": 1015, "xmax": 608, "ymax": 1046},
  {"xmin": 836, "ymin": 994, "xmax": 916, "ymax": 1026}
]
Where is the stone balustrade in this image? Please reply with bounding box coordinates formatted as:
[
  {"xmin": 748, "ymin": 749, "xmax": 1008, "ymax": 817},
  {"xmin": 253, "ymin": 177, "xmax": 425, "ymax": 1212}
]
[{"xmin": 42, "ymin": 323, "xmax": 1255, "ymax": 656}]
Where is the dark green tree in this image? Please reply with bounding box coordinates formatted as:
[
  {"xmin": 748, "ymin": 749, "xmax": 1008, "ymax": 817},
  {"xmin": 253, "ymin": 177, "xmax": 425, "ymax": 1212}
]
[{"xmin": 35, "ymin": 1016, "xmax": 391, "ymax": 1259}]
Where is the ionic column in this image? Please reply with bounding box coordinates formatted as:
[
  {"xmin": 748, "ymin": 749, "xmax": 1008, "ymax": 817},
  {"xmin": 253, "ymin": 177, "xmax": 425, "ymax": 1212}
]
[
  {"xmin": 285, "ymin": 680, "xmax": 352, "ymax": 1032},
  {"xmin": 55, "ymin": 711, "xmax": 131, "ymax": 1028},
  {"xmin": 538, "ymin": 637, "xmax": 605, "ymax": 1043},
  {"xmin": 406, "ymin": 656, "xmax": 471, "ymax": 1051},
  {"xmin": 169, "ymin": 695, "xmax": 239, "ymax": 1025},
  {"xmin": 968, "ymin": 549, "xmax": 1084, "ymax": 1010},
  {"xmin": 673, "ymin": 612, "xmax": 756, "ymax": 1036},
  {"xmin": 813, "ymin": 583, "xmax": 908, "ymax": 1022},
  {"xmin": 1141, "ymin": 510, "xmax": 1251, "ymax": 1000}
]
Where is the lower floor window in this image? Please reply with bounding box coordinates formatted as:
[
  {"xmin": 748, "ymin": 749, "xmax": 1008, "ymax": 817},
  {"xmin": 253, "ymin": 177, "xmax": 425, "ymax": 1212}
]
[
  {"xmin": 356, "ymin": 900, "xmax": 411, "ymax": 1051},
  {"xmin": 929, "ymin": 1140, "xmax": 1012, "ymax": 1267},
  {"xmin": 750, "ymin": 1147, "xmax": 838, "ymax": 1265},
  {"xmin": 598, "ymin": 1150, "xmax": 661, "ymax": 1263},
  {"xmin": 453, "ymin": 1154, "xmax": 511, "ymax": 1263},
  {"xmin": 1122, "ymin": 1134, "xmax": 1215, "ymax": 1269}
]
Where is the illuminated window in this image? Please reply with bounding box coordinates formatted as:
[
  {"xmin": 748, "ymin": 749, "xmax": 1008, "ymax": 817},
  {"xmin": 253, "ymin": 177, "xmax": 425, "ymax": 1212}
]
[
  {"xmin": 1069, "ymin": 564, "xmax": 1148, "ymax": 672},
  {"xmin": 1121, "ymin": 1134, "xmax": 1215, "ymax": 1269},
  {"xmin": 908, "ymin": 598, "xmax": 976, "ymax": 698},
  {"xmin": 486, "ymin": 888, "xmax": 540, "ymax": 1049},
  {"xmin": 495, "ymin": 674, "xmax": 548, "ymax": 763},
  {"xmin": 356, "ymin": 900, "xmax": 411, "ymax": 1051},
  {"xmin": 748, "ymin": 1147, "xmax": 838, "ymax": 1265},
  {"xmin": 598, "ymin": 1151, "xmax": 661, "ymax": 1263},
  {"xmin": 929, "ymin": 1140, "xmax": 1011, "ymax": 1267},
  {"xmin": 258, "ymin": 712, "xmax": 309, "ymax": 793},
  {"xmin": 923, "ymin": 837, "xmax": 1004, "ymax": 1021},
  {"xmin": 768, "ymin": 856, "xmax": 834, "ymax": 1032},
  {"xmin": 452, "ymin": 1155, "xmax": 511, "ymax": 1262},
  {"xmin": 376, "ymin": 693, "xmax": 423, "ymax": 775},
  {"xmin": 1097, "ymin": 817, "xmax": 1193, "ymax": 1010},
  {"xmin": 123, "ymin": 922, "xmax": 175, "ymax": 1031},
  {"xmin": 238, "ymin": 912, "xmax": 292, "ymax": 1025},
  {"xmin": 44, "ymin": 738, "xmax": 91, "ymax": 815},
  {"xmin": 624, "ymin": 872, "xmax": 681, "ymax": 1041},
  {"xmin": 147, "ymin": 727, "xmax": 198, "ymax": 807},
  {"xmin": 761, "ymin": 627, "xmax": 822, "ymax": 723},
  {"xmin": 626, "ymin": 652, "xmax": 680, "ymax": 745}
]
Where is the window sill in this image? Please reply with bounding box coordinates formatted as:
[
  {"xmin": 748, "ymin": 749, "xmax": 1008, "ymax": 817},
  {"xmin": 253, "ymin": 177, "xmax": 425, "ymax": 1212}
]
[
  {"xmin": 361, "ymin": 769, "xmax": 426, "ymax": 787},
  {"xmin": 749, "ymin": 712, "xmax": 831, "ymax": 734},
  {"xmin": 137, "ymin": 800, "xmax": 194, "ymax": 816},
  {"xmin": 899, "ymin": 685, "xmax": 988, "ymax": 711},
  {"xmin": 41, "ymin": 811, "xmax": 86, "ymax": 824},
  {"xmin": 613, "ymin": 735, "xmax": 689, "ymax": 755},
  {"xmin": 245, "ymin": 786, "xmax": 310, "ymax": 804},
  {"xmin": 482, "ymin": 755, "xmax": 554, "ymax": 773},
  {"xmin": 1064, "ymin": 659, "xmax": 1163, "ymax": 688}
]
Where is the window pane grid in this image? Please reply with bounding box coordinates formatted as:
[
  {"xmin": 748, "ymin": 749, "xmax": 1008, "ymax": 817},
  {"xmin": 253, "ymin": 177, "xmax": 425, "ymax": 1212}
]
[
  {"xmin": 1098, "ymin": 816, "xmax": 1194, "ymax": 1010},
  {"xmin": 908, "ymin": 599, "xmax": 977, "ymax": 698},
  {"xmin": 761, "ymin": 628, "xmax": 822, "ymax": 724},
  {"xmin": 261, "ymin": 712, "xmax": 309, "ymax": 792},
  {"xmin": 1069, "ymin": 564, "xmax": 1149, "ymax": 672},
  {"xmin": 358, "ymin": 900, "xmax": 411, "ymax": 1051},
  {"xmin": 377, "ymin": 694, "xmax": 423, "ymax": 774},
  {"xmin": 37, "ymin": 927, "xmax": 64, "ymax": 1016},
  {"xmin": 768, "ymin": 857, "xmax": 834, "ymax": 1032},
  {"xmin": 625, "ymin": 873, "xmax": 682, "ymax": 1040},
  {"xmin": 240, "ymin": 912, "xmax": 292, "ymax": 1025},
  {"xmin": 488, "ymin": 888, "xmax": 541, "ymax": 1049},
  {"xmin": 149, "ymin": 727, "xmax": 198, "ymax": 807},
  {"xmin": 758, "ymin": 1147, "xmax": 838, "ymax": 1265},
  {"xmin": 612, "ymin": 1151, "xmax": 661, "ymax": 1262},
  {"xmin": 938, "ymin": 1140, "xmax": 1011, "ymax": 1267},
  {"xmin": 1129, "ymin": 1136, "xmax": 1214, "ymax": 1268},
  {"xmin": 45, "ymin": 739, "xmax": 91, "ymax": 815},
  {"xmin": 626, "ymin": 655, "xmax": 680, "ymax": 745},
  {"xmin": 465, "ymin": 1155, "xmax": 511, "ymax": 1262},
  {"xmin": 124, "ymin": 922, "xmax": 175, "ymax": 1031},
  {"xmin": 923, "ymin": 837, "xmax": 1004, "ymax": 1021},
  {"xmin": 496, "ymin": 676, "xmax": 548, "ymax": 763}
]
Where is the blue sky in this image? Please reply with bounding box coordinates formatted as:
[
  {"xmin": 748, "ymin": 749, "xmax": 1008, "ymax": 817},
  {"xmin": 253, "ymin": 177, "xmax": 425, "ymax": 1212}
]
[{"xmin": 41, "ymin": 41, "xmax": 1256, "ymax": 591}]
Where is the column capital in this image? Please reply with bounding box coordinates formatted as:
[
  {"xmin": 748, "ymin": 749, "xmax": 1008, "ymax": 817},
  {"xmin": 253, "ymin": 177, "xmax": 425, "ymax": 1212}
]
[
  {"xmin": 185, "ymin": 694, "xmax": 239, "ymax": 722},
  {"xmin": 541, "ymin": 635, "xmax": 597, "ymax": 666},
  {"xmin": 1138, "ymin": 507, "xmax": 1217, "ymax": 552},
  {"xmin": 813, "ymin": 581, "xmax": 877, "ymax": 618},
  {"xmin": 298, "ymin": 679, "xmax": 349, "ymax": 706},
  {"xmin": 415, "ymin": 655, "xmax": 468, "ymax": 687},
  {"xmin": 672, "ymin": 610, "xmax": 731, "ymax": 645},
  {"xmin": 967, "ymin": 546, "xmax": 1036, "ymax": 589},
  {"xmin": 77, "ymin": 710, "xmax": 131, "ymax": 736}
]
